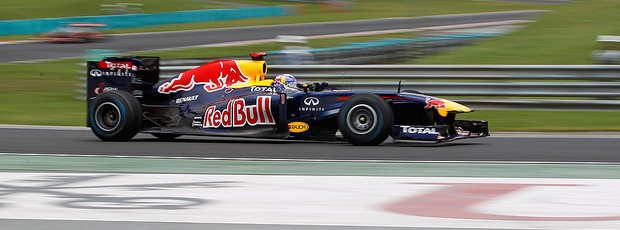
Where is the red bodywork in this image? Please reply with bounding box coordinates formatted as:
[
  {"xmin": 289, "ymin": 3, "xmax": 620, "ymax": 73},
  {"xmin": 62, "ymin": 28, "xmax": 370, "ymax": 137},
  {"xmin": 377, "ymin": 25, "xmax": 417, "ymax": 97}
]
[{"xmin": 424, "ymin": 97, "xmax": 446, "ymax": 109}]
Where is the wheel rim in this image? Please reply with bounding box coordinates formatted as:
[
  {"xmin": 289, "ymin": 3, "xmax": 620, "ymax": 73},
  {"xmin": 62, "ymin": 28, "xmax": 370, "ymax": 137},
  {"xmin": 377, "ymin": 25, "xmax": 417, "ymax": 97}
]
[
  {"xmin": 95, "ymin": 102, "xmax": 121, "ymax": 132},
  {"xmin": 346, "ymin": 104, "xmax": 377, "ymax": 135}
]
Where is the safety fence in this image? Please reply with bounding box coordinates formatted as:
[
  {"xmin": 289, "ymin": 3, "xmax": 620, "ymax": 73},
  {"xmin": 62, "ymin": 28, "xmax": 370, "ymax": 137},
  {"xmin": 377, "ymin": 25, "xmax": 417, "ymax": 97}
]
[{"xmin": 0, "ymin": 6, "xmax": 289, "ymax": 36}]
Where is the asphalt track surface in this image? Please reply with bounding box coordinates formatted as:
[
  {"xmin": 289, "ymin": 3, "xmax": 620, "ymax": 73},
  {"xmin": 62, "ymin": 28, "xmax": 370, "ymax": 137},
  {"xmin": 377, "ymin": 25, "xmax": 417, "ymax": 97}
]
[
  {"xmin": 0, "ymin": 10, "xmax": 542, "ymax": 63},
  {"xmin": 1, "ymin": 126, "xmax": 619, "ymax": 163}
]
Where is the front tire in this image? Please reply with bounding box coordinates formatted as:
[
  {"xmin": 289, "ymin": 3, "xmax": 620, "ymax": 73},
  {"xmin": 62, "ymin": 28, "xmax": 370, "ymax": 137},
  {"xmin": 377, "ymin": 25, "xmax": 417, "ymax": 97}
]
[
  {"xmin": 338, "ymin": 93, "xmax": 394, "ymax": 146},
  {"xmin": 89, "ymin": 91, "xmax": 142, "ymax": 141}
]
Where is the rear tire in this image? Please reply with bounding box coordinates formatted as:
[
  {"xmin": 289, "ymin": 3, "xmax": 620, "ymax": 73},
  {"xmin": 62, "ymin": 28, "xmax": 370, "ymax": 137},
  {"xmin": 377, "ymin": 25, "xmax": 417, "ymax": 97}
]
[
  {"xmin": 338, "ymin": 93, "xmax": 394, "ymax": 146},
  {"xmin": 89, "ymin": 91, "xmax": 142, "ymax": 141}
]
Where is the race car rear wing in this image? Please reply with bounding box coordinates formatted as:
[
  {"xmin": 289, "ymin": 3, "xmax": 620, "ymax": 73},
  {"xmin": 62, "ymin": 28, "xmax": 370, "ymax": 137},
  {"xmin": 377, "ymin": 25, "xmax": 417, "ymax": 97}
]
[{"xmin": 86, "ymin": 56, "xmax": 159, "ymax": 102}]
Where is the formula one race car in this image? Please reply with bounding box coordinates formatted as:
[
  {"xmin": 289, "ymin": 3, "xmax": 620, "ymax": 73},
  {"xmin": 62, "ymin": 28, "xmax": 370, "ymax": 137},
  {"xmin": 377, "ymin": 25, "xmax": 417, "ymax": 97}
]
[
  {"xmin": 39, "ymin": 23, "xmax": 107, "ymax": 43},
  {"xmin": 86, "ymin": 53, "xmax": 488, "ymax": 145}
]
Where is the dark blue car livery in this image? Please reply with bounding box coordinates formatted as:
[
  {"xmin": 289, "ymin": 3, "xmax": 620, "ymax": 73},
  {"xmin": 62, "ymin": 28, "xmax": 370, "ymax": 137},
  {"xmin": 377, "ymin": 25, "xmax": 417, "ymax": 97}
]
[{"xmin": 86, "ymin": 53, "xmax": 489, "ymax": 145}]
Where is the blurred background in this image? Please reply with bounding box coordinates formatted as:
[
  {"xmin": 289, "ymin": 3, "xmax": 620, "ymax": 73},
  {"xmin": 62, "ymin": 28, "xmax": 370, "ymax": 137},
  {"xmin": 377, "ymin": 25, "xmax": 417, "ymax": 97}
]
[
  {"xmin": 1, "ymin": 2, "xmax": 620, "ymax": 229},
  {"xmin": 0, "ymin": 0, "xmax": 619, "ymax": 131}
]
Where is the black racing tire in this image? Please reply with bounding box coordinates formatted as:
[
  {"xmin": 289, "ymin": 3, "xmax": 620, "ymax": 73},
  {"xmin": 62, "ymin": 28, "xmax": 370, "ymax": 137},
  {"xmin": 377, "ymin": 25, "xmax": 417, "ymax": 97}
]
[
  {"xmin": 152, "ymin": 133, "xmax": 181, "ymax": 141},
  {"xmin": 338, "ymin": 93, "xmax": 394, "ymax": 146},
  {"xmin": 89, "ymin": 91, "xmax": 142, "ymax": 141}
]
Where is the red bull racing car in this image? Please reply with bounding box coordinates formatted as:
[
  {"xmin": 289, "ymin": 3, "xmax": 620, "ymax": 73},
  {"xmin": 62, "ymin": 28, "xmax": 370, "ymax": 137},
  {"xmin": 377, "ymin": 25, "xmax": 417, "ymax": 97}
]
[
  {"xmin": 39, "ymin": 23, "xmax": 107, "ymax": 43},
  {"xmin": 86, "ymin": 53, "xmax": 489, "ymax": 145}
]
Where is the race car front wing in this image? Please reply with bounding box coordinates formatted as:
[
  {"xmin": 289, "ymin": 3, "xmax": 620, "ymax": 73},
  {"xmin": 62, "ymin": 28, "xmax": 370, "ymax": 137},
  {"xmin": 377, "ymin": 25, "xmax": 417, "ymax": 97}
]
[{"xmin": 391, "ymin": 120, "xmax": 489, "ymax": 143}]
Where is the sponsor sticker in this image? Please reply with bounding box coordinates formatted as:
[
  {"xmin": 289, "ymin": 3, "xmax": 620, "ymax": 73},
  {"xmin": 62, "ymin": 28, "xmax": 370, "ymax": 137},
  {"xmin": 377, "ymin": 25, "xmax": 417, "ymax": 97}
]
[
  {"xmin": 400, "ymin": 125, "xmax": 439, "ymax": 135},
  {"xmin": 175, "ymin": 95, "xmax": 199, "ymax": 104},
  {"xmin": 89, "ymin": 69, "xmax": 102, "ymax": 77},
  {"xmin": 203, "ymin": 96, "xmax": 274, "ymax": 128},
  {"xmin": 303, "ymin": 97, "xmax": 320, "ymax": 106},
  {"xmin": 250, "ymin": 86, "xmax": 277, "ymax": 94},
  {"xmin": 94, "ymin": 82, "xmax": 118, "ymax": 95},
  {"xmin": 288, "ymin": 121, "xmax": 309, "ymax": 133},
  {"xmin": 98, "ymin": 61, "xmax": 136, "ymax": 71},
  {"xmin": 424, "ymin": 97, "xmax": 446, "ymax": 109},
  {"xmin": 192, "ymin": 117, "xmax": 203, "ymax": 127},
  {"xmin": 299, "ymin": 96, "xmax": 325, "ymax": 112},
  {"xmin": 89, "ymin": 68, "xmax": 132, "ymax": 77}
]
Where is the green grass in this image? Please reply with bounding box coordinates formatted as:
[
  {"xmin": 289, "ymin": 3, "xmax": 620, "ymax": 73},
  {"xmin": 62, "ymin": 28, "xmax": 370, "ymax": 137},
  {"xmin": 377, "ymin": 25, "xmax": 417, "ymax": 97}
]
[
  {"xmin": 459, "ymin": 110, "xmax": 620, "ymax": 132},
  {"xmin": 0, "ymin": 59, "xmax": 84, "ymax": 126},
  {"xmin": 0, "ymin": 0, "xmax": 227, "ymax": 20},
  {"xmin": 410, "ymin": 0, "xmax": 620, "ymax": 64}
]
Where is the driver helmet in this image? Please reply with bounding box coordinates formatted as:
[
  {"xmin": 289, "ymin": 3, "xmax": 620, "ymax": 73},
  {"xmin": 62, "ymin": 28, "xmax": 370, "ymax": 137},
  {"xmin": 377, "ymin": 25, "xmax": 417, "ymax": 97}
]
[{"xmin": 274, "ymin": 74, "xmax": 297, "ymax": 90}]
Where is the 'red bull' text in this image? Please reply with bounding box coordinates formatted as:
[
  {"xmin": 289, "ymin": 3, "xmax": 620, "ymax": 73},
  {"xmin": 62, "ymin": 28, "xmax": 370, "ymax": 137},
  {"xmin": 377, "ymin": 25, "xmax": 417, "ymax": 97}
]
[{"xmin": 203, "ymin": 96, "xmax": 274, "ymax": 128}]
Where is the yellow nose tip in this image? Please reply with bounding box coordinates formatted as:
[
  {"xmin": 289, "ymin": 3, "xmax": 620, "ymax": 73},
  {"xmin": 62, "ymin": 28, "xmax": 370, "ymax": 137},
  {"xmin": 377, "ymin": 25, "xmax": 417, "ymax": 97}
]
[{"xmin": 436, "ymin": 100, "xmax": 472, "ymax": 117}]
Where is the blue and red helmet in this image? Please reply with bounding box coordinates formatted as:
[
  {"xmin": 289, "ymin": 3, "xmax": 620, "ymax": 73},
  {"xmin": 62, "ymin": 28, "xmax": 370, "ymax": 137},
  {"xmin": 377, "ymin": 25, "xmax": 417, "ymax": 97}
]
[{"xmin": 274, "ymin": 74, "xmax": 297, "ymax": 90}]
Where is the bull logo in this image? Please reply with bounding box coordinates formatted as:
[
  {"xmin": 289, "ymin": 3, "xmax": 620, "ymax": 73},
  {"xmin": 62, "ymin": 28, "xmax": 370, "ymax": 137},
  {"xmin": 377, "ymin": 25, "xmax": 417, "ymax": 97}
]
[
  {"xmin": 158, "ymin": 60, "xmax": 249, "ymax": 94},
  {"xmin": 424, "ymin": 97, "xmax": 446, "ymax": 109}
]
